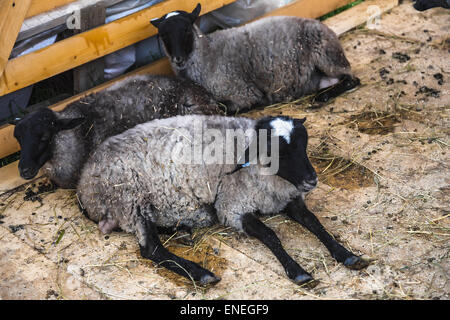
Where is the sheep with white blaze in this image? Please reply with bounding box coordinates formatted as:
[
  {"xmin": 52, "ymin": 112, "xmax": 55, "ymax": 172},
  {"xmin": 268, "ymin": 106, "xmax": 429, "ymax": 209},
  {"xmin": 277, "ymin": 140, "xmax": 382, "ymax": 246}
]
[
  {"xmin": 150, "ymin": 4, "xmax": 360, "ymax": 112},
  {"xmin": 10, "ymin": 75, "xmax": 223, "ymax": 188},
  {"xmin": 77, "ymin": 114, "xmax": 369, "ymax": 286}
]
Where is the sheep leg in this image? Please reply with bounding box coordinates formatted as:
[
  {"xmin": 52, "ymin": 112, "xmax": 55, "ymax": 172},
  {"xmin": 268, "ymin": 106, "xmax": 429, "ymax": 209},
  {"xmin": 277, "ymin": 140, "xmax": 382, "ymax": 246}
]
[
  {"xmin": 314, "ymin": 74, "xmax": 360, "ymax": 103},
  {"xmin": 241, "ymin": 213, "xmax": 318, "ymax": 288},
  {"xmin": 285, "ymin": 197, "xmax": 370, "ymax": 270},
  {"xmin": 136, "ymin": 209, "xmax": 220, "ymax": 285}
]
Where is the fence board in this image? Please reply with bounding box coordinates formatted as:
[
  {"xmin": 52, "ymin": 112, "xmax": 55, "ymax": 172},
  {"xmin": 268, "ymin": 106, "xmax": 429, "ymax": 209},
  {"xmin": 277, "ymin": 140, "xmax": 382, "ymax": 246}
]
[{"xmin": 0, "ymin": 0, "xmax": 32, "ymax": 77}]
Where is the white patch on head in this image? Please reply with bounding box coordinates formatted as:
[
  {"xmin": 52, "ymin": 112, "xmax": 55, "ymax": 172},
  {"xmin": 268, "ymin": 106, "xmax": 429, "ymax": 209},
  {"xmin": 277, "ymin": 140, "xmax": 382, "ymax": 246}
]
[
  {"xmin": 165, "ymin": 11, "xmax": 180, "ymax": 19},
  {"xmin": 271, "ymin": 118, "xmax": 294, "ymax": 144}
]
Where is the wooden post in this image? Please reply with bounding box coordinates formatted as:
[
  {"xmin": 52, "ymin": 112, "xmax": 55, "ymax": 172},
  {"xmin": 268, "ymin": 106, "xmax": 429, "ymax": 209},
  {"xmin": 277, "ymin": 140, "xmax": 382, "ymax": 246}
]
[
  {"xmin": 0, "ymin": 0, "xmax": 32, "ymax": 77},
  {"xmin": 73, "ymin": 2, "xmax": 106, "ymax": 93}
]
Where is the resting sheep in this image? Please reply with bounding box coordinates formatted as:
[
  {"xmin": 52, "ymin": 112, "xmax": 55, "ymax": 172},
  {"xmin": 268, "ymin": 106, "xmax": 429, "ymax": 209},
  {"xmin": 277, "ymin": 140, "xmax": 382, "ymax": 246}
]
[
  {"xmin": 11, "ymin": 75, "xmax": 223, "ymax": 188},
  {"xmin": 413, "ymin": 0, "xmax": 450, "ymax": 11},
  {"xmin": 150, "ymin": 4, "xmax": 360, "ymax": 112},
  {"xmin": 77, "ymin": 114, "xmax": 369, "ymax": 286}
]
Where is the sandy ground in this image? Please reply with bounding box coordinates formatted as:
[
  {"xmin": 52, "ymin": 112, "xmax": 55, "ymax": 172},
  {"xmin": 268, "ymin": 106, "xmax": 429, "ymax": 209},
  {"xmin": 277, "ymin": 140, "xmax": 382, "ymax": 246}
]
[{"xmin": 0, "ymin": 2, "xmax": 448, "ymax": 300}]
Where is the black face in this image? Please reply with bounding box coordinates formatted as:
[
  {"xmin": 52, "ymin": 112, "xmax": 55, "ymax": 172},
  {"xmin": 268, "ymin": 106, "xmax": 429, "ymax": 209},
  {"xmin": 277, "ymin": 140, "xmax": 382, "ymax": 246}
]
[
  {"xmin": 11, "ymin": 108, "xmax": 85, "ymax": 180},
  {"xmin": 150, "ymin": 4, "xmax": 201, "ymax": 69},
  {"xmin": 267, "ymin": 117, "xmax": 317, "ymax": 191},
  {"xmin": 236, "ymin": 116, "xmax": 318, "ymax": 192},
  {"xmin": 413, "ymin": 0, "xmax": 446, "ymax": 11}
]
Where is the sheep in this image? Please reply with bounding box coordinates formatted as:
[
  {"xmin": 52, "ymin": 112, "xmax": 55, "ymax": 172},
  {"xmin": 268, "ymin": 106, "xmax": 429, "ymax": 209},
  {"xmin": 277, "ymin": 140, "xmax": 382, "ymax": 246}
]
[
  {"xmin": 77, "ymin": 114, "xmax": 369, "ymax": 286},
  {"xmin": 413, "ymin": 0, "xmax": 450, "ymax": 11},
  {"xmin": 10, "ymin": 74, "xmax": 223, "ymax": 189},
  {"xmin": 150, "ymin": 4, "xmax": 360, "ymax": 113}
]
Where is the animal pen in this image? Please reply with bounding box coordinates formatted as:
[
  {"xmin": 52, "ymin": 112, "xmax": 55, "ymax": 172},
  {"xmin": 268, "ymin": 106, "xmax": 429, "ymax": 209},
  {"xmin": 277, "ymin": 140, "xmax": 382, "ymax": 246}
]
[{"xmin": 0, "ymin": 0, "xmax": 448, "ymax": 300}]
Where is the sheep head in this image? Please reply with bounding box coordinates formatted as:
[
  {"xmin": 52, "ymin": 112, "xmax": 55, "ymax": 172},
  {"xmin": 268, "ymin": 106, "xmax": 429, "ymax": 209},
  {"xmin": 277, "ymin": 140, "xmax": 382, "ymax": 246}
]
[
  {"xmin": 11, "ymin": 108, "xmax": 85, "ymax": 180},
  {"xmin": 232, "ymin": 116, "xmax": 318, "ymax": 193},
  {"xmin": 150, "ymin": 4, "xmax": 202, "ymax": 69}
]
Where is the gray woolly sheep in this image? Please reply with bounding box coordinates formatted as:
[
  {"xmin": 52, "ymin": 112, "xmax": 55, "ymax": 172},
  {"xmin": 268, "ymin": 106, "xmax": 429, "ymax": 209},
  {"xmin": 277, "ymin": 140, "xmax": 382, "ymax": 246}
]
[
  {"xmin": 11, "ymin": 74, "xmax": 223, "ymax": 188},
  {"xmin": 77, "ymin": 114, "xmax": 369, "ymax": 286},
  {"xmin": 150, "ymin": 4, "xmax": 360, "ymax": 112}
]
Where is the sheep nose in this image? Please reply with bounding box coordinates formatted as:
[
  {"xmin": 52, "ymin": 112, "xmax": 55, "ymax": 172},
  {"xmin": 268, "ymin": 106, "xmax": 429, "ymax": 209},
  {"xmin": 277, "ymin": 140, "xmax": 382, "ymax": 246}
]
[
  {"xmin": 305, "ymin": 173, "xmax": 318, "ymax": 186},
  {"xmin": 305, "ymin": 174, "xmax": 318, "ymax": 187},
  {"xmin": 20, "ymin": 167, "xmax": 35, "ymax": 179}
]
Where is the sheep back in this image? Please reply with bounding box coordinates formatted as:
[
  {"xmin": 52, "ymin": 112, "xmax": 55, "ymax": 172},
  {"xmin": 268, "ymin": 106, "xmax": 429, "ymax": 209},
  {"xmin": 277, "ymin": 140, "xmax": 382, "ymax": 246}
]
[{"xmin": 185, "ymin": 16, "xmax": 351, "ymax": 111}]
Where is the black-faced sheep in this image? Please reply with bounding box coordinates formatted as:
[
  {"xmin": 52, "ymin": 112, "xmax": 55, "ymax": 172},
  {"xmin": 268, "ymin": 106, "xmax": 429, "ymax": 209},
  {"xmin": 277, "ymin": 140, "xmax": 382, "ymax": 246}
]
[
  {"xmin": 413, "ymin": 0, "xmax": 450, "ymax": 11},
  {"xmin": 150, "ymin": 4, "xmax": 360, "ymax": 112},
  {"xmin": 11, "ymin": 75, "xmax": 223, "ymax": 188},
  {"xmin": 77, "ymin": 114, "xmax": 369, "ymax": 286}
]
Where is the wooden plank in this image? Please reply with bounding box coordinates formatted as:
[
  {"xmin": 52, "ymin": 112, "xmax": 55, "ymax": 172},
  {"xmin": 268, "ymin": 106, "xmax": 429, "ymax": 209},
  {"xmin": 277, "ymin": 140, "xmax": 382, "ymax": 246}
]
[
  {"xmin": 261, "ymin": 0, "xmax": 354, "ymax": 19},
  {"xmin": 2, "ymin": 0, "xmax": 237, "ymax": 97},
  {"xmin": 0, "ymin": 0, "xmax": 32, "ymax": 77},
  {"xmin": 324, "ymin": 0, "xmax": 399, "ymax": 36},
  {"xmin": 73, "ymin": 2, "xmax": 107, "ymax": 93},
  {"xmin": 26, "ymin": 0, "xmax": 77, "ymax": 18},
  {"xmin": 0, "ymin": 161, "xmax": 28, "ymax": 194}
]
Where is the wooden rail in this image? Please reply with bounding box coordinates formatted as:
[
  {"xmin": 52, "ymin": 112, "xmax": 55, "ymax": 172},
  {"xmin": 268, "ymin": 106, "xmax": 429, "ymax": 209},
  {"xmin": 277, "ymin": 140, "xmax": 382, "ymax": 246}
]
[
  {"xmin": 0, "ymin": 0, "xmax": 32, "ymax": 77},
  {"xmin": 262, "ymin": 0, "xmax": 353, "ymax": 19},
  {"xmin": 0, "ymin": 0, "xmax": 399, "ymax": 191}
]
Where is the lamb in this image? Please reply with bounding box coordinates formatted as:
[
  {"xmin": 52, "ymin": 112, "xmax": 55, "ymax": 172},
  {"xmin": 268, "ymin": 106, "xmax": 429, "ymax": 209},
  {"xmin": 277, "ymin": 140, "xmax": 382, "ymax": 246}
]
[
  {"xmin": 413, "ymin": 0, "xmax": 450, "ymax": 11},
  {"xmin": 11, "ymin": 74, "xmax": 223, "ymax": 189},
  {"xmin": 77, "ymin": 114, "xmax": 369, "ymax": 286},
  {"xmin": 150, "ymin": 4, "xmax": 360, "ymax": 113}
]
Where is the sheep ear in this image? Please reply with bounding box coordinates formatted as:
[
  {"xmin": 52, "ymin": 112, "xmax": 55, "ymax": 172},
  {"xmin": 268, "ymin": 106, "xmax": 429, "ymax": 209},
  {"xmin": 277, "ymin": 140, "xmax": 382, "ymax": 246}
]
[
  {"xmin": 55, "ymin": 117, "xmax": 85, "ymax": 131},
  {"xmin": 150, "ymin": 17, "xmax": 164, "ymax": 28},
  {"xmin": 297, "ymin": 117, "xmax": 306, "ymax": 124},
  {"xmin": 190, "ymin": 3, "xmax": 201, "ymax": 22}
]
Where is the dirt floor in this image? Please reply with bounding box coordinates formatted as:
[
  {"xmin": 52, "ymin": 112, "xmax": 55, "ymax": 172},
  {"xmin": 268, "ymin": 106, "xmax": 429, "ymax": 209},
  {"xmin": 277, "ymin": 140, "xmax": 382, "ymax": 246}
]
[{"xmin": 0, "ymin": 2, "xmax": 448, "ymax": 300}]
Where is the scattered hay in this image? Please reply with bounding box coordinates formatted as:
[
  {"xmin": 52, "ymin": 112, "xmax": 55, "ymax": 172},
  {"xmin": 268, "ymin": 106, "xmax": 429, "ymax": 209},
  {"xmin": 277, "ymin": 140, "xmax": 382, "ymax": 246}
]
[
  {"xmin": 309, "ymin": 142, "xmax": 375, "ymax": 190},
  {"xmin": 154, "ymin": 229, "xmax": 228, "ymax": 288},
  {"xmin": 345, "ymin": 111, "xmax": 401, "ymax": 135}
]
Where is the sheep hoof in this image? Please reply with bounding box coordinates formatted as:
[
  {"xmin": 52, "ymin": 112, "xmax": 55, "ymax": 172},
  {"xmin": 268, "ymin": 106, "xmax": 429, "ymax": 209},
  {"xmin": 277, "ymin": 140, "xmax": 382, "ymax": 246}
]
[
  {"xmin": 344, "ymin": 76, "xmax": 361, "ymax": 92},
  {"xmin": 314, "ymin": 92, "xmax": 330, "ymax": 103},
  {"xmin": 344, "ymin": 256, "xmax": 371, "ymax": 270},
  {"xmin": 293, "ymin": 274, "xmax": 319, "ymax": 288},
  {"xmin": 200, "ymin": 274, "xmax": 221, "ymax": 285}
]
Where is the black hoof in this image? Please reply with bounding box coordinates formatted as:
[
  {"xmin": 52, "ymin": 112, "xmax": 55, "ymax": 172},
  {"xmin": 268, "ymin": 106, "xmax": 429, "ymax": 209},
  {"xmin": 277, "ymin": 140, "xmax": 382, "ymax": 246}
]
[
  {"xmin": 293, "ymin": 274, "xmax": 319, "ymax": 288},
  {"xmin": 344, "ymin": 255, "xmax": 371, "ymax": 270},
  {"xmin": 344, "ymin": 76, "xmax": 361, "ymax": 91},
  {"xmin": 314, "ymin": 92, "xmax": 330, "ymax": 103},
  {"xmin": 199, "ymin": 274, "xmax": 221, "ymax": 286}
]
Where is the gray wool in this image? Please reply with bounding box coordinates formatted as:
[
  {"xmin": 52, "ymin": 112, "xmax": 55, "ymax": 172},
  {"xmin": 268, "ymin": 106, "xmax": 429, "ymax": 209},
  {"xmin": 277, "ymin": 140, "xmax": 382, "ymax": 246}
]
[
  {"xmin": 77, "ymin": 115, "xmax": 300, "ymax": 244},
  {"xmin": 43, "ymin": 74, "xmax": 223, "ymax": 188},
  {"xmin": 172, "ymin": 16, "xmax": 352, "ymax": 112}
]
